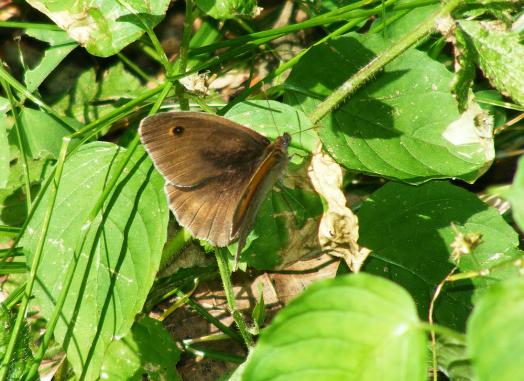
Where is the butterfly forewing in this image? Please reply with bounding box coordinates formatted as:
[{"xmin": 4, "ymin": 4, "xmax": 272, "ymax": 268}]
[
  {"xmin": 140, "ymin": 112, "xmax": 278, "ymax": 247},
  {"xmin": 139, "ymin": 112, "xmax": 270, "ymax": 188}
]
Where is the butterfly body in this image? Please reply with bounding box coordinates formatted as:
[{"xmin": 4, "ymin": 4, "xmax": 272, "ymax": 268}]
[{"xmin": 139, "ymin": 112, "xmax": 290, "ymax": 261}]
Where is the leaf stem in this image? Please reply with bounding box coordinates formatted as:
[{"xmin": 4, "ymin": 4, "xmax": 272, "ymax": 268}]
[
  {"xmin": 417, "ymin": 321, "xmax": 465, "ymax": 343},
  {"xmin": 215, "ymin": 247, "xmax": 254, "ymax": 348},
  {"xmin": 177, "ymin": 291, "xmax": 244, "ymax": 344},
  {"xmin": 308, "ymin": 0, "xmax": 461, "ymax": 124},
  {"xmin": 1, "ymin": 79, "xmax": 32, "ymax": 212},
  {"xmin": 175, "ymin": 0, "xmax": 194, "ymax": 110}
]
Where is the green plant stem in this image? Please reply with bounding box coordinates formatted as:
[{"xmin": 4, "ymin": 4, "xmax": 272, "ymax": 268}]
[
  {"xmin": 117, "ymin": 52, "xmax": 154, "ymax": 82},
  {"xmin": 178, "ymin": 292, "xmax": 244, "ymax": 344},
  {"xmin": 0, "ymin": 138, "xmax": 70, "ymax": 381},
  {"xmin": 71, "ymin": 86, "xmax": 164, "ymax": 138},
  {"xmin": 191, "ymin": 0, "xmax": 378, "ymax": 55},
  {"xmin": 175, "ymin": 0, "xmax": 194, "ymax": 110},
  {"xmin": 308, "ymin": 0, "xmax": 461, "ymax": 124},
  {"xmin": 0, "ymin": 226, "xmax": 21, "ymax": 235},
  {"xmin": 1, "ymin": 80, "xmax": 32, "ymax": 212},
  {"xmin": 24, "ymin": 83, "xmax": 174, "ymax": 381},
  {"xmin": 0, "ymin": 21, "xmax": 61, "ymax": 30},
  {"xmin": 215, "ymin": 247, "xmax": 254, "ymax": 348},
  {"xmin": 220, "ymin": 11, "xmax": 371, "ymax": 114}
]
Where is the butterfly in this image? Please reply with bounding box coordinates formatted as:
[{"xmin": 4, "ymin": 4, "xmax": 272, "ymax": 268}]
[{"xmin": 139, "ymin": 112, "xmax": 290, "ymax": 266}]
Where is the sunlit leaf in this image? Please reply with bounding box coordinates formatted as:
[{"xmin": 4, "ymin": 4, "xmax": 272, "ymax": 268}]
[
  {"xmin": 101, "ymin": 316, "xmax": 181, "ymax": 380},
  {"xmin": 26, "ymin": 0, "xmax": 170, "ymax": 57},
  {"xmin": 467, "ymin": 277, "xmax": 524, "ymax": 381},
  {"xmin": 242, "ymin": 273, "xmax": 427, "ymax": 381},
  {"xmin": 21, "ymin": 142, "xmax": 168, "ymax": 380},
  {"xmin": 285, "ymin": 32, "xmax": 494, "ymax": 184}
]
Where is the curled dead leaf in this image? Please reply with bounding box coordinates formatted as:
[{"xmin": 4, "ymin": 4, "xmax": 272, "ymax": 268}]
[{"xmin": 308, "ymin": 143, "xmax": 370, "ymax": 271}]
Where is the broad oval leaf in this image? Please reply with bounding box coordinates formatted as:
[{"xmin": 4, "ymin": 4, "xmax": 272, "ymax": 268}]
[
  {"xmin": 242, "ymin": 273, "xmax": 427, "ymax": 381},
  {"xmin": 21, "ymin": 142, "xmax": 168, "ymax": 380},
  {"xmin": 100, "ymin": 316, "xmax": 181, "ymax": 380},
  {"xmin": 467, "ymin": 277, "xmax": 524, "ymax": 381},
  {"xmin": 26, "ymin": 0, "xmax": 170, "ymax": 57},
  {"xmin": 358, "ymin": 181, "xmax": 519, "ymax": 330},
  {"xmin": 284, "ymin": 32, "xmax": 494, "ymax": 184}
]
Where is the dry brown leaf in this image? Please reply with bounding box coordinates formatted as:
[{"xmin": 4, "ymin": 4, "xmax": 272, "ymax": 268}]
[{"xmin": 308, "ymin": 144, "xmax": 370, "ymax": 271}]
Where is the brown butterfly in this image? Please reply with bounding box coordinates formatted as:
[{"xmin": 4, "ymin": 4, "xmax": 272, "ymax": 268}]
[{"xmin": 139, "ymin": 112, "xmax": 290, "ymax": 266}]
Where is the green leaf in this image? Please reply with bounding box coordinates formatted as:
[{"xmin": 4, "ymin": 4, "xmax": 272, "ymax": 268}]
[
  {"xmin": 372, "ymin": 2, "xmax": 438, "ymax": 40},
  {"xmin": 0, "ymin": 114, "xmax": 8, "ymax": 188},
  {"xmin": 17, "ymin": 108, "xmax": 79, "ymax": 159},
  {"xmin": 223, "ymin": 101, "xmax": 322, "ymax": 269},
  {"xmin": 196, "ymin": 0, "xmax": 259, "ymax": 19},
  {"xmin": 435, "ymin": 335, "xmax": 474, "ymax": 381},
  {"xmin": 225, "ymin": 100, "xmax": 316, "ymax": 154},
  {"xmin": 21, "ymin": 142, "xmax": 168, "ymax": 380},
  {"xmin": 459, "ymin": 20, "xmax": 524, "ymax": 106},
  {"xmin": 467, "ymin": 277, "xmax": 524, "ymax": 381},
  {"xmin": 53, "ymin": 64, "xmax": 142, "ymax": 125},
  {"xmin": 24, "ymin": 29, "xmax": 77, "ymax": 93},
  {"xmin": 53, "ymin": 68, "xmax": 98, "ymax": 123},
  {"xmin": 26, "ymin": 0, "xmax": 170, "ymax": 57},
  {"xmin": 98, "ymin": 62, "xmax": 144, "ymax": 100},
  {"xmin": 100, "ymin": 316, "xmax": 181, "ymax": 381},
  {"xmin": 242, "ymin": 273, "xmax": 427, "ymax": 381},
  {"xmin": 284, "ymin": 32, "xmax": 494, "ymax": 184},
  {"xmin": 509, "ymin": 156, "xmax": 524, "ymax": 231},
  {"xmin": 358, "ymin": 181, "xmax": 519, "ymax": 330}
]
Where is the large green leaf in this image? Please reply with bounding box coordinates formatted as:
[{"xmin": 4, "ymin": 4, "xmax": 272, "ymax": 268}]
[
  {"xmin": 26, "ymin": 0, "xmax": 170, "ymax": 57},
  {"xmin": 467, "ymin": 277, "xmax": 524, "ymax": 381},
  {"xmin": 358, "ymin": 181, "xmax": 519, "ymax": 330},
  {"xmin": 24, "ymin": 29, "xmax": 78, "ymax": 93},
  {"xmin": 459, "ymin": 20, "xmax": 524, "ymax": 106},
  {"xmin": 21, "ymin": 142, "xmax": 168, "ymax": 380},
  {"xmin": 241, "ymin": 273, "xmax": 427, "ymax": 381},
  {"xmin": 0, "ymin": 113, "xmax": 8, "ymax": 189},
  {"xmin": 284, "ymin": 32, "xmax": 494, "ymax": 184},
  {"xmin": 196, "ymin": 0, "xmax": 259, "ymax": 19},
  {"xmin": 223, "ymin": 101, "xmax": 322, "ymax": 269},
  {"xmin": 100, "ymin": 316, "xmax": 181, "ymax": 380}
]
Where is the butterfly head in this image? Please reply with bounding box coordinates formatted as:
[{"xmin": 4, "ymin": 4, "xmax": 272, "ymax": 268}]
[{"xmin": 276, "ymin": 132, "xmax": 291, "ymax": 150}]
